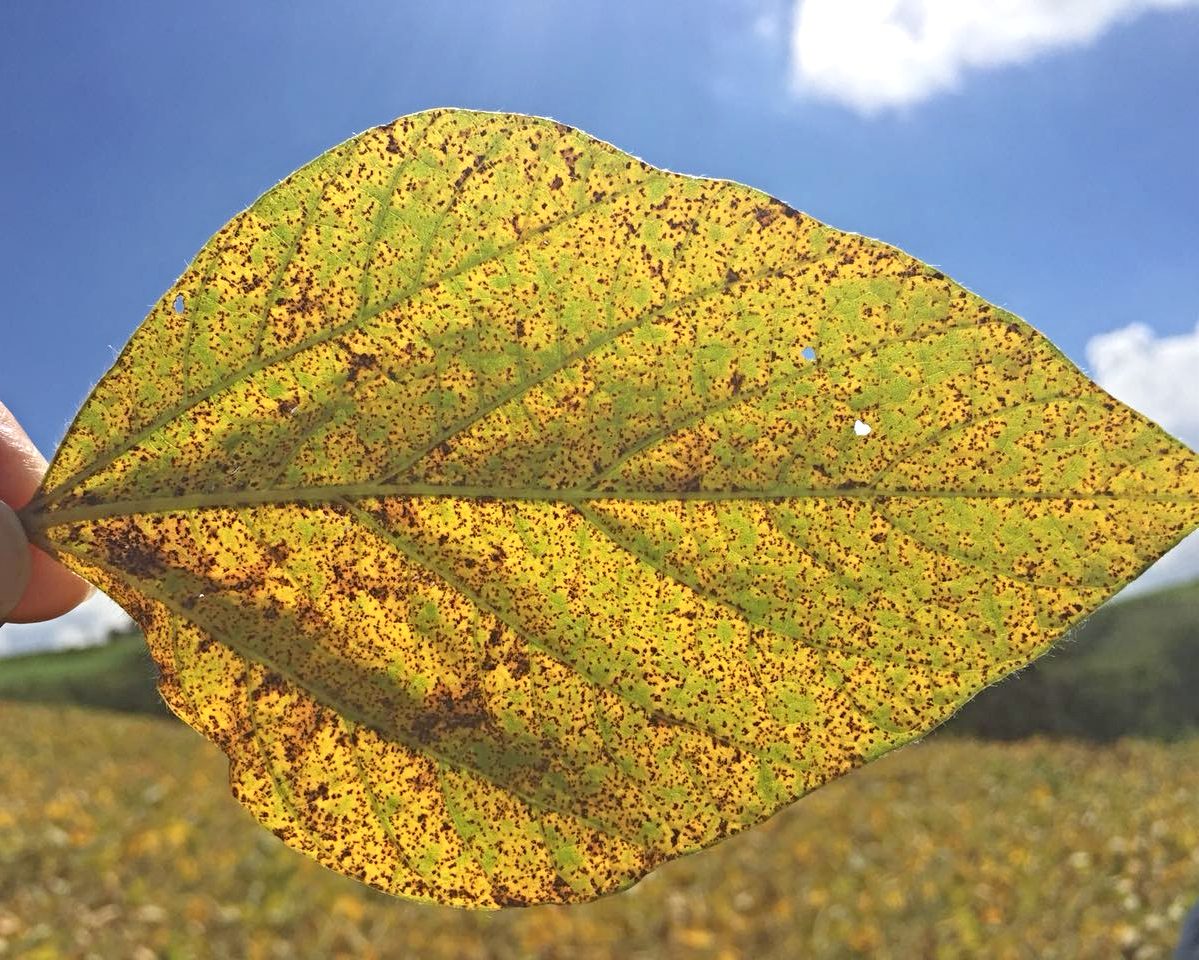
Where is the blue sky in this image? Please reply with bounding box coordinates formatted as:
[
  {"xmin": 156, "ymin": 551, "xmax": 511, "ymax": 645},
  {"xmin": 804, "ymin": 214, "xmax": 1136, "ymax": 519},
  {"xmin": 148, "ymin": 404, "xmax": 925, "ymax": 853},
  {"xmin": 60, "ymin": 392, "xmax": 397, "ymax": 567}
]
[{"xmin": 1, "ymin": 0, "xmax": 1196, "ymax": 651}]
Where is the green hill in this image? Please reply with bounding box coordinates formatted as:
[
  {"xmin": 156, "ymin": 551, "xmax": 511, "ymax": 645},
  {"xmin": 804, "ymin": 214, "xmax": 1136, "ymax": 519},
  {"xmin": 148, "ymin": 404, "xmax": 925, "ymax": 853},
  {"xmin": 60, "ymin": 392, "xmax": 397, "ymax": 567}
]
[
  {"xmin": 0, "ymin": 629, "xmax": 169, "ymax": 717},
  {"xmin": 946, "ymin": 578, "xmax": 1199, "ymax": 741},
  {"xmin": 0, "ymin": 578, "xmax": 1196, "ymax": 740}
]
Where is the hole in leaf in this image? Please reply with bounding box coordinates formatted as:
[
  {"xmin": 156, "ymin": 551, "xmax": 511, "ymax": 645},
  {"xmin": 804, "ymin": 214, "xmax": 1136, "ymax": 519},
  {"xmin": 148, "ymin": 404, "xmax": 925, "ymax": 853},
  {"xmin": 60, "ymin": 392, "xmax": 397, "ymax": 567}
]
[
  {"xmin": 173, "ymin": 294, "xmax": 185, "ymax": 314},
  {"xmin": 853, "ymin": 419, "xmax": 872, "ymax": 437},
  {"xmin": 801, "ymin": 346, "xmax": 816, "ymax": 362}
]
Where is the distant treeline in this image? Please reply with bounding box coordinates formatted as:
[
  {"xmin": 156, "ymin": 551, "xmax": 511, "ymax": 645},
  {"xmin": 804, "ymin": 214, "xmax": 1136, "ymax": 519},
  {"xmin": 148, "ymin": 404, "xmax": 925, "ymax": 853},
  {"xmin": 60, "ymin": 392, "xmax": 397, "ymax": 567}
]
[{"xmin": 0, "ymin": 579, "xmax": 1196, "ymax": 741}]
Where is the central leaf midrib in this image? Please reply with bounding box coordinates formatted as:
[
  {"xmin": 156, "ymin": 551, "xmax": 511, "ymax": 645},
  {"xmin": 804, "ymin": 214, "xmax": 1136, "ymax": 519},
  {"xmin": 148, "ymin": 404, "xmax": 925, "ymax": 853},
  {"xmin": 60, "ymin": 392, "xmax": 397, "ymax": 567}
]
[{"xmin": 27, "ymin": 483, "xmax": 1197, "ymax": 531}]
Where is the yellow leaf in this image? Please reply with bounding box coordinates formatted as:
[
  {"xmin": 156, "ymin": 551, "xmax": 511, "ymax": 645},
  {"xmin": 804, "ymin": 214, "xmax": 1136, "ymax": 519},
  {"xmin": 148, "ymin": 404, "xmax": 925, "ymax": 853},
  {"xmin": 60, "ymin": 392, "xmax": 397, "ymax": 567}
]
[{"xmin": 18, "ymin": 108, "xmax": 1199, "ymax": 906}]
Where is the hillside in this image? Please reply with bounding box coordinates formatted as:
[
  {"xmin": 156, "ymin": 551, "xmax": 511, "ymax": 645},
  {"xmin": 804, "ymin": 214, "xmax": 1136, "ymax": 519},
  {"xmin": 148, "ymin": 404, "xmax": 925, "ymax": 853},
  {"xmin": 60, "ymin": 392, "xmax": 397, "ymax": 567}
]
[
  {"xmin": 947, "ymin": 579, "xmax": 1199, "ymax": 740},
  {"xmin": 0, "ymin": 630, "xmax": 169, "ymax": 717}
]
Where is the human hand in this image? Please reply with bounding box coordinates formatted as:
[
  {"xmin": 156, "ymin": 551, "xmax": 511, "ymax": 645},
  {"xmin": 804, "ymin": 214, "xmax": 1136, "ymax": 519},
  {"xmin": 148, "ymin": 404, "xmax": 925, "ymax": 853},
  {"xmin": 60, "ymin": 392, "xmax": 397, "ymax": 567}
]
[{"xmin": 0, "ymin": 401, "xmax": 93, "ymax": 623}]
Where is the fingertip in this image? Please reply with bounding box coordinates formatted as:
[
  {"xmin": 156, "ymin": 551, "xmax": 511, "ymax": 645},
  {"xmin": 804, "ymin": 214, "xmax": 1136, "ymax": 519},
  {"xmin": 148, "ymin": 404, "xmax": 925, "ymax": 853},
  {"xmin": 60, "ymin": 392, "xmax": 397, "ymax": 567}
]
[
  {"xmin": 0, "ymin": 501, "xmax": 32, "ymax": 622},
  {"xmin": 4, "ymin": 543, "xmax": 94, "ymax": 623},
  {"xmin": 0, "ymin": 401, "xmax": 49, "ymax": 508},
  {"xmin": 0, "ymin": 401, "xmax": 96, "ymax": 623}
]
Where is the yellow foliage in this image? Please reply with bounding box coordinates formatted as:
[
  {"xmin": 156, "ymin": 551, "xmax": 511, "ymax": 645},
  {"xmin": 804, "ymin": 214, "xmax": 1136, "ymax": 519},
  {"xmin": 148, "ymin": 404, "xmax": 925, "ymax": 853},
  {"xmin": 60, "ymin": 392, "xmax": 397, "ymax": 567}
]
[{"xmin": 2, "ymin": 703, "xmax": 1191, "ymax": 956}]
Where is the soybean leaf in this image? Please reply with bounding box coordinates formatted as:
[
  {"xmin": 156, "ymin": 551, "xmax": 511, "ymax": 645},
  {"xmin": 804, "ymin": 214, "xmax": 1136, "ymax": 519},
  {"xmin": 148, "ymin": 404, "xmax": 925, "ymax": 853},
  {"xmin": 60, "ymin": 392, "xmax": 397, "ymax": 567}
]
[{"xmin": 20, "ymin": 109, "xmax": 1199, "ymax": 906}]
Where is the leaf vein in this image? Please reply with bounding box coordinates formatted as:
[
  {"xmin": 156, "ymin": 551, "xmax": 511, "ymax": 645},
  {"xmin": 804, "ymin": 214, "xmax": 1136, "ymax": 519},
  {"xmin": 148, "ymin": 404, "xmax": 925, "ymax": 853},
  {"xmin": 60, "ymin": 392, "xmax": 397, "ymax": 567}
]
[
  {"xmin": 343, "ymin": 499, "xmax": 752, "ymax": 752},
  {"xmin": 34, "ymin": 171, "xmax": 663, "ymax": 512}
]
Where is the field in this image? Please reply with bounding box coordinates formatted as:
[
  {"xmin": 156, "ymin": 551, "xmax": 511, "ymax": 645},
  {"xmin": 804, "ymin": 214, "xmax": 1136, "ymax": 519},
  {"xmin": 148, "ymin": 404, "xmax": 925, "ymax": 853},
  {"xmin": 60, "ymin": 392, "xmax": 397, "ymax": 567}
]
[{"xmin": 0, "ymin": 704, "xmax": 1196, "ymax": 958}]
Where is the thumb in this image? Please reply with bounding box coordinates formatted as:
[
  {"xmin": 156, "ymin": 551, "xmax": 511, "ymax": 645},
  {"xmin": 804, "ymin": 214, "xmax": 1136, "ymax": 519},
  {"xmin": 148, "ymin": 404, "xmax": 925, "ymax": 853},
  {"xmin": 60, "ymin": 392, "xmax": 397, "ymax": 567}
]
[
  {"xmin": 0, "ymin": 500, "xmax": 31, "ymax": 623},
  {"xmin": 0, "ymin": 401, "xmax": 93, "ymax": 622}
]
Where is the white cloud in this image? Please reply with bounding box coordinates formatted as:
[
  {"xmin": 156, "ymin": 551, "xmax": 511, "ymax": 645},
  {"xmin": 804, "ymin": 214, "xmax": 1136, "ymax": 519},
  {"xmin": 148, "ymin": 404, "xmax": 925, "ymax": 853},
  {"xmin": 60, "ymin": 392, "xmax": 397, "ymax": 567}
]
[
  {"xmin": 789, "ymin": 0, "xmax": 1199, "ymax": 113},
  {"xmin": 0, "ymin": 591, "xmax": 132, "ymax": 658},
  {"xmin": 1087, "ymin": 321, "xmax": 1199, "ymax": 450},
  {"xmin": 1087, "ymin": 320, "xmax": 1199, "ymax": 595}
]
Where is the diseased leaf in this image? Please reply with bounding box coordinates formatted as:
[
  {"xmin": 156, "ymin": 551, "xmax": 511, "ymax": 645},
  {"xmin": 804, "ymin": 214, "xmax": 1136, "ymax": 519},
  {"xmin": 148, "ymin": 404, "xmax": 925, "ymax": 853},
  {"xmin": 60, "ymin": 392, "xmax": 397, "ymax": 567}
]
[{"xmin": 20, "ymin": 109, "xmax": 1199, "ymax": 907}]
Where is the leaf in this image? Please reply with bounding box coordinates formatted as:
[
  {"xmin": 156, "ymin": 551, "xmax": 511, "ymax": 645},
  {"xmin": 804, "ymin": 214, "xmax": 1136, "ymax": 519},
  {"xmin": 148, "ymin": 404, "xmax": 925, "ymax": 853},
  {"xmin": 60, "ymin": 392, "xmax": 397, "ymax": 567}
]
[{"xmin": 20, "ymin": 109, "xmax": 1199, "ymax": 907}]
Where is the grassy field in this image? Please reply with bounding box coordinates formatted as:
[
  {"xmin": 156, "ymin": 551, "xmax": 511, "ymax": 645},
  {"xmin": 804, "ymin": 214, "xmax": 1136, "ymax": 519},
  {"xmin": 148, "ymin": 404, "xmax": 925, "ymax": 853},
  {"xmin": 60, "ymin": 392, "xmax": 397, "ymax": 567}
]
[{"xmin": 0, "ymin": 703, "xmax": 1195, "ymax": 958}]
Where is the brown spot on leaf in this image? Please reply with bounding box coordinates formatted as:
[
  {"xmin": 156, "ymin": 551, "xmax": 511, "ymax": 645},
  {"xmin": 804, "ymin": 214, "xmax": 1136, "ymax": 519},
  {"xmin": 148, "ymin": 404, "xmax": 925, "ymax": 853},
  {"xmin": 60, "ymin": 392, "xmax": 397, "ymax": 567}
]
[{"xmin": 559, "ymin": 145, "xmax": 582, "ymax": 179}]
